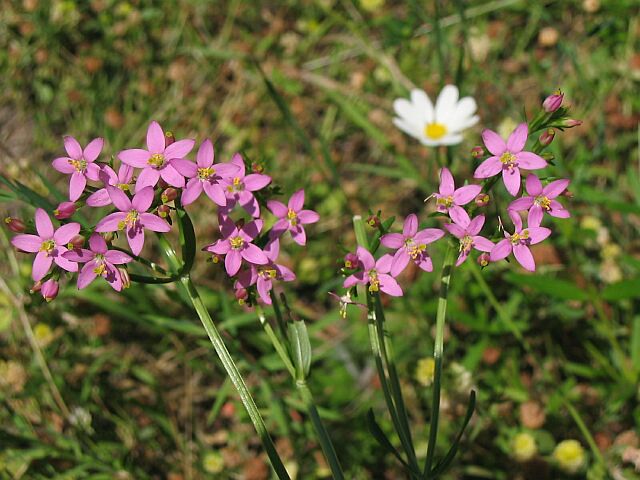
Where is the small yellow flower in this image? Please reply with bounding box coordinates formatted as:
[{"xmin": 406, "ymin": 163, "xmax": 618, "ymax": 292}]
[
  {"xmin": 512, "ymin": 432, "xmax": 537, "ymax": 462},
  {"xmin": 34, "ymin": 323, "xmax": 54, "ymax": 347},
  {"xmin": 580, "ymin": 216, "xmax": 602, "ymax": 232},
  {"xmin": 601, "ymin": 243, "xmax": 621, "ymax": 260},
  {"xmin": 415, "ymin": 357, "xmax": 435, "ymax": 387},
  {"xmin": 553, "ymin": 439, "xmax": 585, "ymax": 474},
  {"xmin": 202, "ymin": 451, "xmax": 224, "ymax": 474}
]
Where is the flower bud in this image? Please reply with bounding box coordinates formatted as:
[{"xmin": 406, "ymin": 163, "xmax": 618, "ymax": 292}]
[
  {"xmin": 542, "ymin": 90, "xmax": 564, "ymax": 112},
  {"xmin": 251, "ymin": 161, "xmax": 264, "ymax": 174},
  {"xmin": 477, "ymin": 253, "xmax": 490, "ymax": 267},
  {"xmin": 366, "ymin": 215, "xmax": 380, "ymax": 228},
  {"xmin": 40, "ymin": 279, "xmax": 59, "ymax": 302},
  {"xmin": 161, "ymin": 188, "xmax": 178, "ymax": 203},
  {"xmin": 344, "ymin": 252, "xmax": 359, "ymax": 269},
  {"xmin": 474, "ymin": 193, "xmax": 490, "ymax": 207},
  {"xmin": 102, "ymin": 231, "xmax": 116, "ymax": 243},
  {"xmin": 164, "ymin": 131, "xmax": 175, "ymax": 147},
  {"xmin": 561, "ymin": 118, "xmax": 582, "ymax": 128},
  {"xmin": 210, "ymin": 253, "xmax": 223, "ymax": 264},
  {"xmin": 235, "ymin": 288, "xmax": 248, "ymax": 305},
  {"xmin": 157, "ymin": 204, "xmax": 171, "ymax": 218},
  {"xmin": 158, "ymin": 178, "xmax": 169, "ymax": 190},
  {"xmin": 67, "ymin": 234, "xmax": 85, "ymax": 250},
  {"xmin": 4, "ymin": 216, "xmax": 26, "ymax": 233},
  {"xmin": 539, "ymin": 128, "xmax": 555, "ymax": 146},
  {"xmin": 512, "ymin": 432, "xmax": 538, "ymax": 462},
  {"xmin": 553, "ymin": 439, "xmax": 585, "ymax": 474},
  {"xmin": 54, "ymin": 201, "xmax": 77, "ymax": 220},
  {"xmin": 561, "ymin": 189, "xmax": 574, "ymax": 199},
  {"xmin": 30, "ymin": 281, "xmax": 42, "ymax": 294},
  {"xmin": 117, "ymin": 267, "xmax": 131, "ymax": 289},
  {"xmin": 471, "ymin": 146, "xmax": 485, "ymax": 158}
]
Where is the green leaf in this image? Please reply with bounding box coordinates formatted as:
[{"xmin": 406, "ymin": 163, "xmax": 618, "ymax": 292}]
[
  {"xmin": 631, "ymin": 316, "xmax": 640, "ymax": 371},
  {"xmin": 601, "ymin": 278, "xmax": 640, "ymax": 301},
  {"xmin": 287, "ymin": 320, "xmax": 312, "ymax": 381},
  {"xmin": 505, "ymin": 273, "xmax": 589, "ymax": 301},
  {"xmin": 175, "ymin": 203, "xmax": 196, "ymax": 275},
  {"xmin": 365, "ymin": 410, "xmax": 419, "ymax": 476}
]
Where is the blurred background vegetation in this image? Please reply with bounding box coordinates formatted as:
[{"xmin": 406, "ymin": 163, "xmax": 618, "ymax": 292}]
[{"xmin": 0, "ymin": 0, "xmax": 639, "ymax": 478}]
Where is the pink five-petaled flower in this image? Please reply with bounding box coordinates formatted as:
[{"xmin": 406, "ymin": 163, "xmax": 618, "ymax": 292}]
[
  {"xmin": 95, "ymin": 186, "xmax": 171, "ymax": 255},
  {"xmin": 380, "ymin": 214, "xmax": 444, "ymax": 276},
  {"xmin": 173, "ymin": 139, "xmax": 239, "ymax": 206},
  {"xmin": 118, "ymin": 121, "xmax": 195, "ymax": 191},
  {"xmin": 443, "ymin": 209, "xmax": 494, "ymax": 266},
  {"xmin": 432, "ymin": 168, "xmax": 482, "ymax": 218},
  {"xmin": 474, "ymin": 123, "xmax": 547, "ymax": 196},
  {"xmin": 86, "ymin": 164, "xmax": 134, "ymax": 207},
  {"xmin": 221, "ymin": 154, "xmax": 271, "ymax": 218},
  {"xmin": 343, "ymin": 247, "xmax": 403, "ymax": 297},
  {"xmin": 235, "ymin": 239, "xmax": 296, "ymax": 305},
  {"xmin": 267, "ymin": 189, "xmax": 319, "ymax": 246},
  {"xmin": 490, "ymin": 211, "xmax": 551, "ymax": 272},
  {"xmin": 11, "ymin": 208, "xmax": 80, "ymax": 281},
  {"xmin": 63, "ymin": 233, "xmax": 133, "ymax": 291},
  {"xmin": 508, "ymin": 174, "xmax": 570, "ymax": 227},
  {"xmin": 52, "ymin": 136, "xmax": 103, "ymax": 201},
  {"xmin": 203, "ymin": 217, "xmax": 269, "ymax": 277}
]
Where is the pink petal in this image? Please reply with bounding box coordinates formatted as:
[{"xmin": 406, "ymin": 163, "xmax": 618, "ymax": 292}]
[
  {"xmin": 127, "ymin": 227, "xmax": 144, "ymax": 256},
  {"xmin": 107, "ymin": 186, "xmax": 132, "ymax": 212},
  {"xmin": 53, "ymin": 248, "xmax": 78, "ymax": 272},
  {"xmin": 474, "ymin": 156, "xmax": 502, "ymax": 179},
  {"xmin": 196, "ymin": 139, "xmax": 214, "ymax": 167},
  {"xmin": 526, "ymin": 226, "xmax": 551, "ymax": 244},
  {"xmin": 63, "ymin": 248, "xmax": 94, "ymax": 262},
  {"xmin": 490, "ymin": 239, "xmax": 512, "ymax": 262},
  {"xmin": 105, "ymin": 264, "xmax": 123, "ymax": 291},
  {"xmin": 54, "ymin": 222, "xmax": 81, "ymax": 244},
  {"xmin": 267, "ymin": 200, "xmax": 288, "ymax": 218},
  {"xmin": 135, "ymin": 167, "xmax": 161, "ymax": 191},
  {"xmin": 230, "ymin": 153, "xmax": 245, "ymax": 175},
  {"xmin": 146, "ymin": 121, "xmax": 165, "ymax": 153},
  {"xmin": 206, "ymin": 239, "xmax": 230, "ymax": 255},
  {"xmin": 172, "ymin": 158, "xmax": 198, "ymax": 178},
  {"xmin": 257, "ymin": 277, "xmax": 272, "ymax": 304},
  {"xmin": 35, "ymin": 208, "xmax": 54, "ymax": 238},
  {"xmin": 63, "ymin": 136, "xmax": 83, "ymax": 159},
  {"xmin": 159, "ymin": 164, "xmax": 185, "ymax": 188},
  {"xmin": 277, "ymin": 264, "xmax": 296, "ymax": 282},
  {"xmin": 543, "ymin": 179, "xmax": 570, "ymax": 198},
  {"xmin": 88, "ymin": 188, "xmax": 113, "ymax": 207},
  {"xmin": 52, "ymin": 157, "xmax": 74, "ymax": 174},
  {"xmin": 225, "ymin": 249, "xmax": 242, "ymax": 276},
  {"xmin": 343, "ymin": 274, "xmax": 363, "ymax": 289},
  {"xmin": 104, "ymin": 250, "xmax": 133, "ymax": 264},
  {"xmin": 449, "ymin": 205, "xmax": 470, "ymax": 228},
  {"xmin": 83, "ymin": 137, "xmax": 104, "ymax": 162},
  {"xmin": 453, "ymin": 185, "xmax": 481, "ymax": 206},
  {"xmin": 77, "ymin": 262, "xmax": 98, "ymax": 289},
  {"xmin": 508, "ymin": 196, "xmax": 534, "ymax": 211},
  {"xmin": 502, "ymin": 167, "xmax": 521, "ymax": 196},
  {"xmin": 506, "ymin": 123, "xmax": 528, "ymax": 153},
  {"xmin": 140, "ymin": 213, "xmax": 171, "ymax": 232},
  {"xmin": 455, "ymin": 250, "xmax": 469, "ymax": 267},
  {"xmin": 466, "ymin": 215, "xmax": 485, "ymax": 236},
  {"xmin": 242, "ymin": 244, "xmax": 269, "ymax": 265},
  {"xmin": 403, "ymin": 214, "xmax": 418, "ymax": 237},
  {"xmin": 513, "ymin": 244, "xmax": 535, "ymax": 271},
  {"xmin": 32, "ymin": 251, "xmax": 53, "ymax": 281},
  {"xmin": 439, "ymin": 168, "xmax": 455, "ymax": 195},
  {"xmin": 472, "ymin": 236, "xmax": 494, "ymax": 252},
  {"xmin": 516, "ymin": 151, "xmax": 547, "ymax": 170},
  {"xmin": 164, "ymin": 139, "xmax": 195, "ymax": 159},
  {"xmin": 509, "ymin": 209, "xmax": 523, "ymax": 232},
  {"xmin": 244, "ymin": 174, "xmax": 272, "ymax": 192},
  {"xmin": 85, "ymin": 163, "xmax": 101, "ymax": 181},
  {"xmin": 238, "ymin": 192, "xmax": 260, "ymax": 217},
  {"xmin": 118, "ymin": 164, "xmax": 133, "ymax": 183},
  {"xmin": 527, "ymin": 205, "xmax": 544, "ymax": 227},
  {"xmin": 132, "ymin": 186, "xmax": 154, "ymax": 212},
  {"xmin": 242, "ymin": 220, "xmax": 263, "ymax": 241},
  {"xmin": 443, "ymin": 223, "xmax": 465, "ymax": 239},
  {"xmin": 95, "ymin": 212, "xmax": 127, "ymax": 232},
  {"xmin": 481, "ymin": 129, "xmax": 507, "ymax": 156},
  {"xmin": 270, "ymin": 219, "xmax": 290, "ymax": 238},
  {"xmin": 99, "ymin": 165, "xmax": 117, "ymax": 185},
  {"xmin": 290, "ymin": 225, "xmax": 307, "ymax": 245},
  {"xmin": 181, "ymin": 179, "xmax": 203, "ymax": 206},
  {"xmin": 391, "ymin": 249, "xmax": 410, "ymax": 277},
  {"xmin": 118, "ymin": 149, "xmax": 151, "ymax": 168},
  {"xmin": 12, "ymin": 234, "xmax": 42, "ymax": 252},
  {"xmin": 202, "ymin": 182, "xmax": 227, "ymax": 206},
  {"xmin": 69, "ymin": 172, "xmax": 87, "ymax": 201},
  {"xmin": 379, "ymin": 274, "xmax": 403, "ymax": 297},
  {"xmin": 298, "ymin": 210, "xmax": 319, "ymax": 224},
  {"xmin": 525, "ymin": 174, "xmax": 543, "ymax": 196},
  {"xmin": 375, "ymin": 253, "xmax": 394, "ymax": 274},
  {"xmin": 414, "ymin": 228, "xmax": 444, "ymax": 244},
  {"xmin": 549, "ymin": 205, "xmax": 570, "ymax": 219},
  {"xmin": 264, "ymin": 238, "xmax": 280, "ymax": 261},
  {"xmin": 88, "ymin": 233, "xmax": 107, "ymax": 253},
  {"xmin": 416, "ymin": 255, "xmax": 433, "ymax": 272},
  {"xmin": 381, "ymin": 233, "xmax": 404, "ymax": 249},
  {"xmin": 356, "ymin": 246, "xmax": 375, "ymax": 271}
]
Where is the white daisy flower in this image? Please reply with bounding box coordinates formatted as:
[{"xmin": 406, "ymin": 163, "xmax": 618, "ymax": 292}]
[{"xmin": 393, "ymin": 85, "xmax": 479, "ymax": 146}]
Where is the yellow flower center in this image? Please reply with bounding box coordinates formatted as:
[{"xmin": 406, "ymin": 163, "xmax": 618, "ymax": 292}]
[
  {"xmin": 500, "ymin": 152, "xmax": 517, "ymax": 169},
  {"xmin": 148, "ymin": 153, "xmax": 166, "ymax": 168},
  {"xmin": 436, "ymin": 195, "xmax": 454, "ymax": 208},
  {"xmin": 424, "ymin": 123, "xmax": 448, "ymax": 140},
  {"xmin": 460, "ymin": 235, "xmax": 473, "ymax": 253},
  {"xmin": 93, "ymin": 262, "xmax": 107, "ymax": 276},
  {"xmin": 118, "ymin": 210, "xmax": 139, "ymax": 230},
  {"xmin": 117, "ymin": 183, "xmax": 130, "ymax": 191},
  {"xmin": 259, "ymin": 267, "xmax": 277, "ymax": 279},
  {"xmin": 229, "ymin": 236, "xmax": 244, "ymax": 250},
  {"xmin": 197, "ymin": 167, "xmax": 215, "ymax": 180},
  {"xmin": 227, "ymin": 177, "xmax": 243, "ymax": 192},
  {"xmin": 69, "ymin": 158, "xmax": 87, "ymax": 172},
  {"xmin": 510, "ymin": 229, "xmax": 530, "ymax": 245},
  {"xmin": 287, "ymin": 209, "xmax": 298, "ymax": 226},
  {"xmin": 534, "ymin": 195, "xmax": 551, "ymax": 210},
  {"xmin": 368, "ymin": 270, "xmax": 380, "ymax": 293},
  {"xmin": 39, "ymin": 239, "xmax": 55, "ymax": 253},
  {"xmin": 405, "ymin": 238, "xmax": 426, "ymax": 259}
]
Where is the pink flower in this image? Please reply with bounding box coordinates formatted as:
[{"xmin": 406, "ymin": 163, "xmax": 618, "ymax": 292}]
[
  {"xmin": 40, "ymin": 278, "xmax": 59, "ymax": 302},
  {"xmin": 267, "ymin": 189, "xmax": 319, "ymax": 246},
  {"xmin": 543, "ymin": 91, "xmax": 563, "ymax": 112},
  {"xmin": 172, "ymin": 139, "xmax": 239, "ymax": 206},
  {"xmin": 343, "ymin": 246, "xmax": 403, "ymax": 297},
  {"xmin": 380, "ymin": 214, "xmax": 444, "ymax": 276},
  {"xmin": 52, "ymin": 136, "xmax": 103, "ymax": 201},
  {"xmin": 508, "ymin": 174, "xmax": 570, "ymax": 227},
  {"xmin": 234, "ymin": 239, "xmax": 296, "ymax": 304},
  {"xmin": 54, "ymin": 201, "xmax": 77, "ymax": 220},
  {"xmin": 63, "ymin": 233, "xmax": 132, "ymax": 291},
  {"xmin": 118, "ymin": 121, "xmax": 195, "ymax": 190},
  {"xmin": 432, "ymin": 168, "xmax": 482, "ymax": 218},
  {"xmin": 203, "ymin": 217, "xmax": 269, "ymax": 276},
  {"xmin": 474, "ymin": 123, "xmax": 547, "ymax": 196},
  {"xmin": 221, "ymin": 154, "xmax": 271, "ymax": 218},
  {"xmin": 11, "ymin": 208, "xmax": 80, "ymax": 281},
  {"xmin": 443, "ymin": 209, "xmax": 494, "ymax": 266},
  {"xmin": 490, "ymin": 211, "xmax": 551, "ymax": 272},
  {"xmin": 95, "ymin": 186, "xmax": 171, "ymax": 255},
  {"xmin": 86, "ymin": 164, "xmax": 134, "ymax": 207}
]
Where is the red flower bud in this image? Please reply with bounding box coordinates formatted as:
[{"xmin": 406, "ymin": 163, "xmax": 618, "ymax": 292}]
[
  {"xmin": 30, "ymin": 281, "xmax": 42, "ymax": 294},
  {"xmin": 54, "ymin": 201, "xmax": 77, "ymax": 220},
  {"xmin": 235, "ymin": 288, "xmax": 248, "ymax": 304},
  {"xmin": 157, "ymin": 204, "xmax": 171, "ymax": 218},
  {"xmin": 562, "ymin": 118, "xmax": 582, "ymax": 128},
  {"xmin": 164, "ymin": 131, "xmax": 175, "ymax": 147},
  {"xmin": 67, "ymin": 234, "xmax": 85, "ymax": 250},
  {"xmin": 539, "ymin": 128, "xmax": 555, "ymax": 146},
  {"xmin": 471, "ymin": 146, "xmax": 485, "ymax": 158},
  {"xmin": 251, "ymin": 162, "xmax": 264, "ymax": 174},
  {"xmin": 344, "ymin": 252, "xmax": 359, "ymax": 269},
  {"xmin": 161, "ymin": 188, "xmax": 178, "ymax": 203},
  {"xmin": 4, "ymin": 216, "xmax": 26, "ymax": 233},
  {"xmin": 366, "ymin": 215, "xmax": 380, "ymax": 228},
  {"xmin": 543, "ymin": 91, "xmax": 564, "ymax": 112},
  {"xmin": 474, "ymin": 193, "xmax": 490, "ymax": 207},
  {"xmin": 41, "ymin": 279, "xmax": 59, "ymax": 302},
  {"xmin": 477, "ymin": 253, "xmax": 490, "ymax": 267}
]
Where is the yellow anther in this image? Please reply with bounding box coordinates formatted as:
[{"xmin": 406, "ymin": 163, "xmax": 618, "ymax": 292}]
[
  {"xmin": 535, "ymin": 195, "xmax": 551, "ymax": 210},
  {"xmin": 287, "ymin": 209, "xmax": 298, "ymax": 226},
  {"xmin": 436, "ymin": 195, "xmax": 454, "ymax": 208},
  {"xmin": 148, "ymin": 153, "xmax": 165, "ymax": 168},
  {"xmin": 39, "ymin": 239, "xmax": 55, "ymax": 253},
  {"xmin": 197, "ymin": 167, "xmax": 215, "ymax": 180},
  {"xmin": 499, "ymin": 152, "xmax": 517, "ymax": 168},
  {"xmin": 229, "ymin": 236, "xmax": 244, "ymax": 249},
  {"xmin": 69, "ymin": 158, "xmax": 87, "ymax": 172}
]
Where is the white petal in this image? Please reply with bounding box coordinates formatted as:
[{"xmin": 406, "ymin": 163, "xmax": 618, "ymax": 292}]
[
  {"xmin": 393, "ymin": 117, "xmax": 424, "ymax": 140},
  {"xmin": 393, "ymin": 98, "xmax": 422, "ymax": 126},
  {"xmin": 447, "ymin": 114, "xmax": 480, "ymax": 133},
  {"xmin": 438, "ymin": 134, "xmax": 464, "ymax": 146},
  {"xmin": 455, "ymin": 97, "xmax": 478, "ymax": 120},
  {"xmin": 435, "ymin": 85, "xmax": 460, "ymax": 124},
  {"xmin": 410, "ymin": 89, "xmax": 434, "ymax": 123}
]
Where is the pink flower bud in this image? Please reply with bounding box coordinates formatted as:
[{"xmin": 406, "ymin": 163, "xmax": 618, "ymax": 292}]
[
  {"xmin": 117, "ymin": 267, "xmax": 131, "ymax": 289},
  {"xmin": 251, "ymin": 162, "xmax": 264, "ymax": 174},
  {"xmin": 41, "ymin": 279, "xmax": 59, "ymax": 302},
  {"xmin": 471, "ymin": 146, "xmax": 485, "ymax": 158},
  {"xmin": 477, "ymin": 253, "xmax": 490, "ymax": 267},
  {"xmin": 543, "ymin": 91, "xmax": 564, "ymax": 112},
  {"xmin": 54, "ymin": 201, "xmax": 77, "ymax": 220},
  {"xmin": 539, "ymin": 128, "xmax": 555, "ymax": 146},
  {"xmin": 67, "ymin": 234, "xmax": 85, "ymax": 250},
  {"xmin": 30, "ymin": 281, "xmax": 42, "ymax": 293},
  {"xmin": 161, "ymin": 188, "xmax": 178, "ymax": 203},
  {"xmin": 157, "ymin": 204, "xmax": 171, "ymax": 218},
  {"xmin": 366, "ymin": 215, "xmax": 380, "ymax": 228},
  {"xmin": 164, "ymin": 131, "xmax": 175, "ymax": 147},
  {"xmin": 474, "ymin": 193, "xmax": 490, "ymax": 207},
  {"xmin": 235, "ymin": 288, "xmax": 248, "ymax": 304},
  {"xmin": 562, "ymin": 118, "xmax": 582, "ymax": 128},
  {"xmin": 4, "ymin": 216, "xmax": 26, "ymax": 233},
  {"xmin": 344, "ymin": 252, "xmax": 359, "ymax": 269}
]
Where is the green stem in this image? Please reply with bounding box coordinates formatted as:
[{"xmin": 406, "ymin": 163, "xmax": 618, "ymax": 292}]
[
  {"xmin": 564, "ymin": 400, "xmax": 606, "ymax": 467},
  {"xmin": 424, "ymin": 243, "xmax": 455, "ymax": 477},
  {"xmin": 433, "ymin": 0, "xmax": 446, "ymax": 87}
]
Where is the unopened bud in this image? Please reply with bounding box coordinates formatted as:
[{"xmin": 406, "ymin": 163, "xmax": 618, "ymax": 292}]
[
  {"xmin": 30, "ymin": 281, "xmax": 42, "ymax": 294},
  {"xmin": 158, "ymin": 178, "xmax": 169, "ymax": 190},
  {"xmin": 562, "ymin": 189, "xmax": 574, "ymax": 198},
  {"xmin": 235, "ymin": 288, "xmax": 248, "ymax": 303},
  {"xmin": 157, "ymin": 204, "xmax": 171, "ymax": 218},
  {"xmin": 542, "ymin": 90, "xmax": 564, "ymax": 112},
  {"xmin": 41, "ymin": 279, "xmax": 59, "ymax": 302},
  {"xmin": 344, "ymin": 252, "xmax": 359, "ymax": 269},
  {"xmin": 366, "ymin": 215, "xmax": 380, "ymax": 228},
  {"xmin": 562, "ymin": 118, "xmax": 583, "ymax": 128},
  {"xmin": 471, "ymin": 146, "xmax": 485, "ymax": 158},
  {"xmin": 54, "ymin": 201, "xmax": 77, "ymax": 220},
  {"xmin": 539, "ymin": 128, "xmax": 555, "ymax": 146},
  {"xmin": 4, "ymin": 216, "xmax": 26, "ymax": 233},
  {"xmin": 210, "ymin": 254, "xmax": 223, "ymax": 264},
  {"xmin": 477, "ymin": 253, "xmax": 490, "ymax": 267},
  {"xmin": 161, "ymin": 188, "xmax": 178, "ymax": 203},
  {"xmin": 251, "ymin": 162, "xmax": 264, "ymax": 174},
  {"xmin": 117, "ymin": 267, "xmax": 131, "ymax": 289},
  {"xmin": 67, "ymin": 234, "xmax": 85, "ymax": 250},
  {"xmin": 164, "ymin": 131, "xmax": 175, "ymax": 147},
  {"xmin": 474, "ymin": 193, "xmax": 490, "ymax": 207}
]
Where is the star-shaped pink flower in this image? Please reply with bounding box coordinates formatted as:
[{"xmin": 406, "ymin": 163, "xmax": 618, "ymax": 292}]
[
  {"xmin": 508, "ymin": 174, "xmax": 570, "ymax": 227},
  {"xmin": 86, "ymin": 164, "xmax": 134, "ymax": 207},
  {"xmin": 443, "ymin": 210, "xmax": 494, "ymax": 266},
  {"xmin": 490, "ymin": 211, "xmax": 551, "ymax": 272},
  {"xmin": 267, "ymin": 189, "xmax": 319, "ymax": 246},
  {"xmin": 52, "ymin": 136, "xmax": 103, "ymax": 201},
  {"xmin": 343, "ymin": 247, "xmax": 403, "ymax": 297},
  {"xmin": 221, "ymin": 154, "xmax": 271, "ymax": 218},
  {"xmin": 432, "ymin": 168, "xmax": 481, "ymax": 218}
]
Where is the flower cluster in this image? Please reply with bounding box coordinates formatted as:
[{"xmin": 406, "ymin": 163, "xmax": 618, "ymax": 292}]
[
  {"xmin": 343, "ymin": 90, "xmax": 577, "ymax": 297},
  {"xmin": 8, "ymin": 121, "xmax": 318, "ymax": 303}
]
